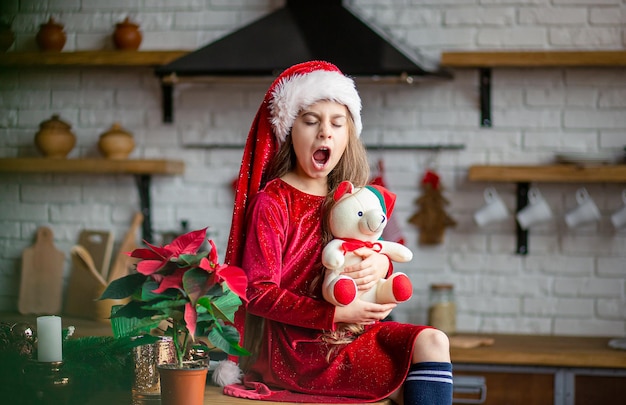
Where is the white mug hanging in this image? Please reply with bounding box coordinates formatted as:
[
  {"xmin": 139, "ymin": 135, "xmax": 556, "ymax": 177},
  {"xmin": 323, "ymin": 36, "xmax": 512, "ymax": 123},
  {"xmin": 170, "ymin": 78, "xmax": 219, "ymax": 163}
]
[
  {"xmin": 474, "ymin": 187, "xmax": 509, "ymax": 227},
  {"xmin": 516, "ymin": 187, "xmax": 553, "ymax": 230},
  {"xmin": 564, "ymin": 188, "xmax": 601, "ymax": 228},
  {"xmin": 610, "ymin": 190, "xmax": 626, "ymax": 229}
]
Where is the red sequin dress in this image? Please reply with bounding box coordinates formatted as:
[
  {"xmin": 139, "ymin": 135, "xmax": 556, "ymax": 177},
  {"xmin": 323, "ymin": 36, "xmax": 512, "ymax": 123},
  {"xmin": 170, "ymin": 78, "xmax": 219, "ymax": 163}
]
[{"xmin": 227, "ymin": 178, "xmax": 428, "ymax": 403}]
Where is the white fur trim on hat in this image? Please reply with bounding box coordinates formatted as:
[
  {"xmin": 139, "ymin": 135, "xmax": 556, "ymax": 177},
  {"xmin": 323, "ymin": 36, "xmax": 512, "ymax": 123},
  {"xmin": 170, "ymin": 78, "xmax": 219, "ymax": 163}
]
[{"xmin": 269, "ymin": 70, "xmax": 362, "ymax": 143}]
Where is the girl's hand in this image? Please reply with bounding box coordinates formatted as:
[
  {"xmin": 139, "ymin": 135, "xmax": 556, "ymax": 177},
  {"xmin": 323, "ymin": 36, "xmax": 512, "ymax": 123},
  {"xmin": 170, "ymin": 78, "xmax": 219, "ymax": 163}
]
[
  {"xmin": 333, "ymin": 298, "xmax": 396, "ymax": 325},
  {"xmin": 343, "ymin": 248, "xmax": 390, "ymax": 291}
]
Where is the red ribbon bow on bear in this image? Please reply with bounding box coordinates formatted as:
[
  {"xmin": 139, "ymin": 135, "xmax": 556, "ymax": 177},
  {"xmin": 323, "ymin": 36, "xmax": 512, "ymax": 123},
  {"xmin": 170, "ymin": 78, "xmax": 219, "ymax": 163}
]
[{"xmin": 341, "ymin": 238, "xmax": 383, "ymax": 254}]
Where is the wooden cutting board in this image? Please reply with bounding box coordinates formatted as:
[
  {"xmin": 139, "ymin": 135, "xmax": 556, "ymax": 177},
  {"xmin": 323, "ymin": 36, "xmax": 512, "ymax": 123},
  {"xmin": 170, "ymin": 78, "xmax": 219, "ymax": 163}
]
[
  {"xmin": 64, "ymin": 245, "xmax": 109, "ymax": 320},
  {"xmin": 18, "ymin": 226, "xmax": 65, "ymax": 315},
  {"xmin": 78, "ymin": 229, "xmax": 114, "ymax": 279},
  {"xmin": 108, "ymin": 212, "xmax": 143, "ymax": 283}
]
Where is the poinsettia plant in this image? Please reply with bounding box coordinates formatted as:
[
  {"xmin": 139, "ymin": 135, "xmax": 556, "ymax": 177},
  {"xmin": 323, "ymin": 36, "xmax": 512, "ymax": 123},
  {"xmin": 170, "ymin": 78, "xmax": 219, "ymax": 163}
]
[{"xmin": 99, "ymin": 228, "xmax": 249, "ymax": 368}]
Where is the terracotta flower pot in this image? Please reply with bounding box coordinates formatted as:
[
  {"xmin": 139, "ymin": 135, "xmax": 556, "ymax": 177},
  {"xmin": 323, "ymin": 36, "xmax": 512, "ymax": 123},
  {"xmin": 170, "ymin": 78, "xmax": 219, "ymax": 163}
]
[
  {"xmin": 113, "ymin": 17, "xmax": 142, "ymax": 50},
  {"xmin": 98, "ymin": 122, "xmax": 135, "ymax": 159},
  {"xmin": 36, "ymin": 17, "xmax": 66, "ymax": 52},
  {"xmin": 157, "ymin": 364, "xmax": 208, "ymax": 405},
  {"xmin": 34, "ymin": 114, "xmax": 76, "ymax": 158}
]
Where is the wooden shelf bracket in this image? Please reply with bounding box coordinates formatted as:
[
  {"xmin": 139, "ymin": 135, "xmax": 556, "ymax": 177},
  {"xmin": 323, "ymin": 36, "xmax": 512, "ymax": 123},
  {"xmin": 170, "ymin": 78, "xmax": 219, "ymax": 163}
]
[
  {"xmin": 162, "ymin": 82, "xmax": 174, "ymax": 123},
  {"xmin": 135, "ymin": 174, "xmax": 154, "ymax": 243},
  {"xmin": 480, "ymin": 68, "xmax": 492, "ymax": 128},
  {"xmin": 515, "ymin": 182, "xmax": 530, "ymax": 255}
]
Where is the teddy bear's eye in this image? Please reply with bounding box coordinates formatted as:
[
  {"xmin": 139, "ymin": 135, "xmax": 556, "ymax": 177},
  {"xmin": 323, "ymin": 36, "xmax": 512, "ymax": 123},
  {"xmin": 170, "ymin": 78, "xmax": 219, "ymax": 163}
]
[{"xmin": 358, "ymin": 211, "xmax": 363, "ymax": 217}]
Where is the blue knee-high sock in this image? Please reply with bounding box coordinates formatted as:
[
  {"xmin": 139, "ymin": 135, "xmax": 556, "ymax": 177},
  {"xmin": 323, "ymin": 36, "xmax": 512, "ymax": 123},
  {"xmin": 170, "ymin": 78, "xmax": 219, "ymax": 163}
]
[{"xmin": 404, "ymin": 362, "xmax": 453, "ymax": 405}]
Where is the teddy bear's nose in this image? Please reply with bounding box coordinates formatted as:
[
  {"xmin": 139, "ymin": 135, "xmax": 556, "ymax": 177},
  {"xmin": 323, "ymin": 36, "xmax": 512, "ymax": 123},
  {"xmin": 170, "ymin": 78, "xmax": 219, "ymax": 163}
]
[{"xmin": 361, "ymin": 211, "xmax": 386, "ymax": 234}]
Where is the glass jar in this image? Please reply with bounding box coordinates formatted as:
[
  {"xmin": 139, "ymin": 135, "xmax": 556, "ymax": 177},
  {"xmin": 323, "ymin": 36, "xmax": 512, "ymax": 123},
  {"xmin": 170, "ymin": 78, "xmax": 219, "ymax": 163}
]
[{"xmin": 427, "ymin": 283, "xmax": 456, "ymax": 335}]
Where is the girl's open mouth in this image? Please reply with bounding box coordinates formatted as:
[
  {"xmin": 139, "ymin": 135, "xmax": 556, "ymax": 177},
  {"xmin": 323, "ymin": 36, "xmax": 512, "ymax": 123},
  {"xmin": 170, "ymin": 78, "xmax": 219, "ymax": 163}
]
[{"xmin": 313, "ymin": 147, "xmax": 330, "ymax": 168}]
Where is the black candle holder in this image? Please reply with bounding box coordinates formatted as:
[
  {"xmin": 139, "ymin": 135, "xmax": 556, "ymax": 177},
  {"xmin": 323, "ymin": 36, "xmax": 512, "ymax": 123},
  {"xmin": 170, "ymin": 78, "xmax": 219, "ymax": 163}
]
[{"xmin": 22, "ymin": 360, "xmax": 72, "ymax": 405}]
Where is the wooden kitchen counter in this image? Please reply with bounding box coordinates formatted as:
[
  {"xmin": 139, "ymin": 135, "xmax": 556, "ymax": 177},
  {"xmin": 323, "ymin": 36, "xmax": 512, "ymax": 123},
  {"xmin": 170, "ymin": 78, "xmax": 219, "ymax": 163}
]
[
  {"xmin": 450, "ymin": 333, "xmax": 626, "ymax": 369},
  {"xmin": 3, "ymin": 312, "xmax": 624, "ymax": 370},
  {"xmin": 203, "ymin": 386, "xmax": 391, "ymax": 405},
  {"xmin": 0, "ymin": 312, "xmax": 113, "ymax": 337}
]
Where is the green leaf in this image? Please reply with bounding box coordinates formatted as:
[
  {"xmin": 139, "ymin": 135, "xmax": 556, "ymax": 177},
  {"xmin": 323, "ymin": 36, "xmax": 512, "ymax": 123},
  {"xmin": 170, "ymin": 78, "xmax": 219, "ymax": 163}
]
[
  {"xmin": 130, "ymin": 315, "xmax": 167, "ymax": 334},
  {"xmin": 141, "ymin": 279, "xmax": 176, "ymax": 301},
  {"xmin": 207, "ymin": 325, "xmax": 249, "ymax": 357},
  {"xmin": 99, "ymin": 273, "xmax": 146, "ymax": 300},
  {"xmin": 143, "ymin": 298, "xmax": 188, "ymax": 311},
  {"xmin": 208, "ymin": 291, "xmax": 242, "ymax": 323},
  {"xmin": 183, "ymin": 267, "xmax": 212, "ymax": 304},
  {"xmin": 178, "ymin": 252, "xmax": 208, "ymax": 266},
  {"xmin": 111, "ymin": 300, "xmax": 158, "ymax": 320}
]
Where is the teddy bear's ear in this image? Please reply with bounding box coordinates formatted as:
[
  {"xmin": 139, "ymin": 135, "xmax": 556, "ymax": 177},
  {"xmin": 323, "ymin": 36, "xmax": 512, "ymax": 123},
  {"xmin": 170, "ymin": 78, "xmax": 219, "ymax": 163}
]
[{"xmin": 333, "ymin": 181, "xmax": 354, "ymax": 201}]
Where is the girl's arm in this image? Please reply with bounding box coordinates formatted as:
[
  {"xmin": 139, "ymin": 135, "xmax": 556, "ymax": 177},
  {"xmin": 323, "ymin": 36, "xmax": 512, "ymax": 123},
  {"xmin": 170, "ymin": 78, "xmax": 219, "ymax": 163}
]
[{"xmin": 242, "ymin": 193, "xmax": 336, "ymax": 331}]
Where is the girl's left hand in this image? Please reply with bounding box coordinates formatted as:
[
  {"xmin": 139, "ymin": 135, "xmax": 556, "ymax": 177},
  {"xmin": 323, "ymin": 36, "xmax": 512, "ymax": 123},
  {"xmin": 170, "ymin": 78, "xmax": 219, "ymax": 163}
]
[{"xmin": 343, "ymin": 248, "xmax": 390, "ymax": 291}]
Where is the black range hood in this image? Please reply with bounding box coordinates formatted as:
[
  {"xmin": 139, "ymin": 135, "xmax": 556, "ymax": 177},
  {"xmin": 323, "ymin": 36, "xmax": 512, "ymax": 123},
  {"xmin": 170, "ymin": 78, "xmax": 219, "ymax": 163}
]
[{"xmin": 155, "ymin": 0, "xmax": 451, "ymax": 122}]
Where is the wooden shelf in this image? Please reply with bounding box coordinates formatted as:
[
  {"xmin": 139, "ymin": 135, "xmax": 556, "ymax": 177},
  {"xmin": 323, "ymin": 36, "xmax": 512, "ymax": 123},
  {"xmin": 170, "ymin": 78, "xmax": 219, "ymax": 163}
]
[
  {"xmin": 469, "ymin": 164, "xmax": 626, "ymax": 255},
  {"xmin": 0, "ymin": 158, "xmax": 185, "ymax": 175},
  {"xmin": 0, "ymin": 50, "xmax": 189, "ymax": 67},
  {"xmin": 441, "ymin": 50, "xmax": 626, "ymax": 68},
  {"xmin": 0, "ymin": 158, "xmax": 185, "ymax": 243},
  {"xmin": 469, "ymin": 164, "xmax": 626, "ymax": 183}
]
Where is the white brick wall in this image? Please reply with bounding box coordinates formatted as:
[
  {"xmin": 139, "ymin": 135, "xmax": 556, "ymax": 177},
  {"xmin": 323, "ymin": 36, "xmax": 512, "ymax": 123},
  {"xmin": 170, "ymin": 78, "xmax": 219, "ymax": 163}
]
[{"xmin": 0, "ymin": 0, "xmax": 624, "ymax": 337}]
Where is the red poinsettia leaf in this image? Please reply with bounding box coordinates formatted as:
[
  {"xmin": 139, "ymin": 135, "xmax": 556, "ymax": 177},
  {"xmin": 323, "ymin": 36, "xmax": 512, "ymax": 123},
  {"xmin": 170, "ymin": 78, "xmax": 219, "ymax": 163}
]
[
  {"xmin": 152, "ymin": 268, "xmax": 186, "ymax": 293},
  {"xmin": 129, "ymin": 247, "xmax": 164, "ymax": 260},
  {"xmin": 167, "ymin": 228, "xmax": 207, "ymax": 256},
  {"xmin": 184, "ymin": 301, "xmax": 197, "ymax": 338},
  {"xmin": 198, "ymin": 257, "xmax": 214, "ymax": 272},
  {"xmin": 216, "ymin": 265, "xmax": 248, "ymax": 301},
  {"xmin": 136, "ymin": 259, "xmax": 166, "ymax": 275},
  {"xmin": 208, "ymin": 239, "xmax": 219, "ymax": 264},
  {"xmin": 146, "ymin": 240, "xmax": 175, "ymax": 255}
]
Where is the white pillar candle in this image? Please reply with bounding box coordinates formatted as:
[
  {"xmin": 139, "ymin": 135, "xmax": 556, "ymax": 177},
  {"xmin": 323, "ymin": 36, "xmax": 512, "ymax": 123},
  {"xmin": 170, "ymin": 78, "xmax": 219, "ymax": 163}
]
[{"xmin": 37, "ymin": 315, "xmax": 63, "ymax": 362}]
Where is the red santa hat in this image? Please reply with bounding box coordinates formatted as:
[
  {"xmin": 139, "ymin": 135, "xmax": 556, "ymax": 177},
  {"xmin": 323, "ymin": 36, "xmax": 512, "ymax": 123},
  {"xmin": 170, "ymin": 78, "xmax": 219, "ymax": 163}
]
[
  {"xmin": 226, "ymin": 61, "xmax": 362, "ymax": 266},
  {"xmin": 365, "ymin": 184, "xmax": 396, "ymax": 218}
]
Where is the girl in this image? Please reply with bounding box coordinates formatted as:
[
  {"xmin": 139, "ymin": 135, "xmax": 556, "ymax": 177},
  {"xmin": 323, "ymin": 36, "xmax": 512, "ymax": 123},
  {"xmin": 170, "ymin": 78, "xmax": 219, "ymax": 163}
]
[{"xmin": 225, "ymin": 61, "xmax": 452, "ymax": 405}]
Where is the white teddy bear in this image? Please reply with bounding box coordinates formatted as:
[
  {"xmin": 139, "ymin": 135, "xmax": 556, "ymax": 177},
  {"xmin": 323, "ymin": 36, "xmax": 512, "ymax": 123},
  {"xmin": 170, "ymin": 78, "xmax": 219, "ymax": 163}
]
[{"xmin": 322, "ymin": 181, "xmax": 414, "ymax": 307}]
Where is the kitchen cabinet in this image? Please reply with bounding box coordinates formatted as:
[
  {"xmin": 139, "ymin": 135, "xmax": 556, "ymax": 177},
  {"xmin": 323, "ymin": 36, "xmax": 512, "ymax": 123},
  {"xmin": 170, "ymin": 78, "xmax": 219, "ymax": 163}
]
[
  {"xmin": 440, "ymin": 50, "xmax": 626, "ymax": 127},
  {"xmin": 0, "ymin": 158, "xmax": 185, "ymax": 243},
  {"xmin": 451, "ymin": 333, "xmax": 626, "ymax": 405},
  {"xmin": 468, "ymin": 164, "xmax": 626, "ymax": 254}
]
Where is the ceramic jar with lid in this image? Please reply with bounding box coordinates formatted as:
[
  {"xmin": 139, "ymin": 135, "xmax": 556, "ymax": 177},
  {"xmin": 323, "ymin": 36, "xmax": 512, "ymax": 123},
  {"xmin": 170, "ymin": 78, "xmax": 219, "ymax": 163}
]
[
  {"xmin": 113, "ymin": 17, "xmax": 142, "ymax": 50},
  {"xmin": 427, "ymin": 283, "xmax": 456, "ymax": 335},
  {"xmin": 34, "ymin": 114, "xmax": 76, "ymax": 158},
  {"xmin": 98, "ymin": 123, "xmax": 135, "ymax": 159},
  {"xmin": 36, "ymin": 17, "xmax": 66, "ymax": 52}
]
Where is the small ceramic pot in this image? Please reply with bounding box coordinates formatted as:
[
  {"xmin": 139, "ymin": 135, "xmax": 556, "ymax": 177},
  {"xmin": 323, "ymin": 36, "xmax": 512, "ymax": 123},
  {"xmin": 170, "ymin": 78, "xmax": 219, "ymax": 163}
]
[
  {"xmin": 98, "ymin": 122, "xmax": 135, "ymax": 159},
  {"xmin": 113, "ymin": 17, "xmax": 142, "ymax": 50},
  {"xmin": 36, "ymin": 17, "xmax": 66, "ymax": 52},
  {"xmin": 34, "ymin": 114, "xmax": 76, "ymax": 158}
]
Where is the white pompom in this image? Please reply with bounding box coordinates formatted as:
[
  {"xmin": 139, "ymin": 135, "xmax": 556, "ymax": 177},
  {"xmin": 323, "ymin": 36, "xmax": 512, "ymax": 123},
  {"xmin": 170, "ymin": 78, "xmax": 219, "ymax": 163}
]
[{"xmin": 211, "ymin": 360, "xmax": 243, "ymax": 387}]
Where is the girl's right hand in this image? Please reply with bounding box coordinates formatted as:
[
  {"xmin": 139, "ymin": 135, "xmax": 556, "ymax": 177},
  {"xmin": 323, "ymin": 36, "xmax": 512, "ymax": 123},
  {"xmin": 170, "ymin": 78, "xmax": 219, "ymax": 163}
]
[{"xmin": 333, "ymin": 299, "xmax": 396, "ymax": 325}]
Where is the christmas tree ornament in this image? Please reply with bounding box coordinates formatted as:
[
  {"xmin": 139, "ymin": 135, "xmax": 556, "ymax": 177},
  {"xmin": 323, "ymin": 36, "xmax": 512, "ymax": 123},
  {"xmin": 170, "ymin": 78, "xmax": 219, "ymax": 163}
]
[{"xmin": 408, "ymin": 169, "xmax": 457, "ymax": 245}]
